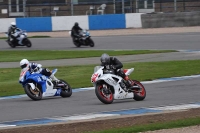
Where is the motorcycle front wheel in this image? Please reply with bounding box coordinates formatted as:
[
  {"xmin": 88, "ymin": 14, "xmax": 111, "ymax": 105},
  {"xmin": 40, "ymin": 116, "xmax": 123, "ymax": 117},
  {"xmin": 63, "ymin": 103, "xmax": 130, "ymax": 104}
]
[
  {"xmin": 24, "ymin": 83, "xmax": 42, "ymax": 101},
  {"xmin": 95, "ymin": 84, "xmax": 113, "ymax": 104},
  {"xmin": 23, "ymin": 39, "xmax": 32, "ymax": 47},
  {"xmin": 88, "ymin": 38, "xmax": 95, "ymax": 47}
]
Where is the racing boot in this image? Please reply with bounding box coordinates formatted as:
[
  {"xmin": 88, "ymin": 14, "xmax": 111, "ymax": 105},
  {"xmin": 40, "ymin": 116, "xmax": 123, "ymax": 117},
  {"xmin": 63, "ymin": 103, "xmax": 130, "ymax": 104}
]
[
  {"xmin": 50, "ymin": 74, "xmax": 60, "ymax": 87},
  {"xmin": 18, "ymin": 39, "xmax": 23, "ymax": 45},
  {"xmin": 124, "ymin": 76, "xmax": 133, "ymax": 90}
]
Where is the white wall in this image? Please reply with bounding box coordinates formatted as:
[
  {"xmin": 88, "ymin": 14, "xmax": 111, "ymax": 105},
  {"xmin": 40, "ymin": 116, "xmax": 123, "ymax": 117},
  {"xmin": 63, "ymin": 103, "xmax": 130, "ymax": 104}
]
[
  {"xmin": 0, "ymin": 18, "xmax": 16, "ymax": 32},
  {"xmin": 52, "ymin": 16, "xmax": 89, "ymax": 31},
  {"xmin": 139, "ymin": 9, "xmax": 155, "ymax": 13},
  {"xmin": 125, "ymin": 13, "xmax": 144, "ymax": 28}
]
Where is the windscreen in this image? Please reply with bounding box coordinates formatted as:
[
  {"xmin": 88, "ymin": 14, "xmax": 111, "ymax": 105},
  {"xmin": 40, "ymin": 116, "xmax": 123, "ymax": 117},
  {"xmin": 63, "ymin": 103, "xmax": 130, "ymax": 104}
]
[{"xmin": 94, "ymin": 66, "xmax": 102, "ymax": 73}]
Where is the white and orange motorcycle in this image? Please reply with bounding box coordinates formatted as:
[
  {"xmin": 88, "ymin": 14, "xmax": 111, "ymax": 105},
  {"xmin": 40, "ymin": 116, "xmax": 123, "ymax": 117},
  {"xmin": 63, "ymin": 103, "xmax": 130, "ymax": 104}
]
[{"xmin": 91, "ymin": 66, "xmax": 146, "ymax": 104}]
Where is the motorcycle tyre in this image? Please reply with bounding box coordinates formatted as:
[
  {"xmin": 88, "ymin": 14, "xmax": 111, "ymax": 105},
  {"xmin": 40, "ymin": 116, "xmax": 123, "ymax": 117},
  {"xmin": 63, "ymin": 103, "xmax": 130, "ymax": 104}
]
[
  {"xmin": 132, "ymin": 80, "xmax": 146, "ymax": 101},
  {"xmin": 23, "ymin": 39, "xmax": 32, "ymax": 47},
  {"xmin": 24, "ymin": 84, "xmax": 42, "ymax": 101},
  {"xmin": 59, "ymin": 79, "xmax": 72, "ymax": 98},
  {"xmin": 88, "ymin": 38, "xmax": 95, "ymax": 47},
  {"xmin": 8, "ymin": 41, "xmax": 16, "ymax": 48},
  {"xmin": 73, "ymin": 40, "xmax": 81, "ymax": 47},
  {"xmin": 95, "ymin": 84, "xmax": 113, "ymax": 104}
]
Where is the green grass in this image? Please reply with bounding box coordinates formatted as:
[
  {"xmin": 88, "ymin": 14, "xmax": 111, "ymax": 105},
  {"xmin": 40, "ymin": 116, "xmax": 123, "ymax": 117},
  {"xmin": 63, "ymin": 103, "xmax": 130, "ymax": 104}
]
[
  {"xmin": 0, "ymin": 36, "xmax": 50, "ymax": 39},
  {"xmin": 29, "ymin": 36, "xmax": 51, "ymax": 38},
  {"xmin": 88, "ymin": 117, "xmax": 200, "ymax": 133},
  {"xmin": 1, "ymin": 60, "xmax": 200, "ymax": 97},
  {"xmin": 0, "ymin": 50, "xmax": 176, "ymax": 62}
]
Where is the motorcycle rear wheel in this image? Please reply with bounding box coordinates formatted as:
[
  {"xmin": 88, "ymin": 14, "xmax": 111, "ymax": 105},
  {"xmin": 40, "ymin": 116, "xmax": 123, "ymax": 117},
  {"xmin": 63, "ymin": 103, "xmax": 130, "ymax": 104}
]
[
  {"xmin": 131, "ymin": 80, "xmax": 146, "ymax": 101},
  {"xmin": 24, "ymin": 84, "xmax": 42, "ymax": 101},
  {"xmin": 95, "ymin": 84, "xmax": 113, "ymax": 104},
  {"xmin": 7, "ymin": 41, "xmax": 16, "ymax": 48},
  {"xmin": 59, "ymin": 79, "xmax": 72, "ymax": 98},
  {"xmin": 73, "ymin": 40, "xmax": 81, "ymax": 47}
]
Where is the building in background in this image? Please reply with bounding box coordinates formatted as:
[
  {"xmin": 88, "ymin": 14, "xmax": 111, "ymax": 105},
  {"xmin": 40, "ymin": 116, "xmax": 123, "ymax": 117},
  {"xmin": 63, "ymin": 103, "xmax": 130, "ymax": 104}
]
[{"xmin": 0, "ymin": 0, "xmax": 199, "ymax": 18}]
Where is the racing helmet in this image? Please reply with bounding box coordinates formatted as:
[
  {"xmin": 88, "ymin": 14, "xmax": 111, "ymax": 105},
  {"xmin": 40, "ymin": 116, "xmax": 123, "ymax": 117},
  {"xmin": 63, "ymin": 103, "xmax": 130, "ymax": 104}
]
[
  {"xmin": 11, "ymin": 22, "xmax": 16, "ymax": 29},
  {"xmin": 100, "ymin": 53, "xmax": 110, "ymax": 66},
  {"xmin": 20, "ymin": 59, "xmax": 29, "ymax": 69},
  {"xmin": 30, "ymin": 63, "xmax": 38, "ymax": 72},
  {"xmin": 74, "ymin": 22, "xmax": 79, "ymax": 27}
]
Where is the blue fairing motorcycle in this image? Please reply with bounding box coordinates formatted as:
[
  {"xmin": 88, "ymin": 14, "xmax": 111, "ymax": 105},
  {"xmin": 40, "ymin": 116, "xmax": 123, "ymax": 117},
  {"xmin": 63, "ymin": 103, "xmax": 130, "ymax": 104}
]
[
  {"xmin": 19, "ymin": 68, "xmax": 72, "ymax": 101},
  {"xmin": 69, "ymin": 29, "xmax": 95, "ymax": 47}
]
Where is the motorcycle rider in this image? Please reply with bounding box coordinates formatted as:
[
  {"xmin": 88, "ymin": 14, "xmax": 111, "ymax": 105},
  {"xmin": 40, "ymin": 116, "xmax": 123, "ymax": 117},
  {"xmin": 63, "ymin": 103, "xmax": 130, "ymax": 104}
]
[
  {"xmin": 7, "ymin": 22, "xmax": 23, "ymax": 45},
  {"xmin": 19, "ymin": 59, "xmax": 59, "ymax": 86},
  {"xmin": 100, "ymin": 53, "xmax": 132, "ymax": 90},
  {"xmin": 71, "ymin": 22, "xmax": 82, "ymax": 43}
]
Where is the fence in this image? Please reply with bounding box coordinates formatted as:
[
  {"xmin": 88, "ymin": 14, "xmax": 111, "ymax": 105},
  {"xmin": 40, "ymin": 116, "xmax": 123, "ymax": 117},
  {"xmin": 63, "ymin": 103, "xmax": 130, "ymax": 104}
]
[
  {"xmin": 155, "ymin": 0, "xmax": 200, "ymax": 12},
  {"xmin": 1, "ymin": 0, "xmax": 200, "ymax": 18},
  {"xmin": 0, "ymin": 0, "xmax": 151, "ymax": 18}
]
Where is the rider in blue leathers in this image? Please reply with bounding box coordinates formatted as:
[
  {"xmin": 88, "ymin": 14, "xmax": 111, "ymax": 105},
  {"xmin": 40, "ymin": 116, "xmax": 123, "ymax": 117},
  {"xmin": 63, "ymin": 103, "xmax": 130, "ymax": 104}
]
[{"xmin": 19, "ymin": 59, "xmax": 59, "ymax": 85}]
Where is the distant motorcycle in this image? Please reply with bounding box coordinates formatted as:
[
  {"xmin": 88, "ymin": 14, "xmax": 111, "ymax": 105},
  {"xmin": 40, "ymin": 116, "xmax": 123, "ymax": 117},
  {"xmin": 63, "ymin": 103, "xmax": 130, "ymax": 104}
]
[
  {"xmin": 91, "ymin": 66, "xmax": 146, "ymax": 104},
  {"xmin": 5, "ymin": 29, "xmax": 32, "ymax": 48},
  {"xmin": 19, "ymin": 68, "xmax": 72, "ymax": 101},
  {"xmin": 69, "ymin": 30, "xmax": 95, "ymax": 47}
]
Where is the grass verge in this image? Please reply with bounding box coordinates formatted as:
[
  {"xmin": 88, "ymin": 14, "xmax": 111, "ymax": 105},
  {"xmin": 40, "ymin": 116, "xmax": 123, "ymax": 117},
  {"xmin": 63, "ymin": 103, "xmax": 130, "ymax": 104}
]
[
  {"xmin": 88, "ymin": 117, "xmax": 200, "ymax": 133},
  {"xmin": 0, "ymin": 50, "xmax": 176, "ymax": 62},
  {"xmin": 0, "ymin": 60, "xmax": 200, "ymax": 97}
]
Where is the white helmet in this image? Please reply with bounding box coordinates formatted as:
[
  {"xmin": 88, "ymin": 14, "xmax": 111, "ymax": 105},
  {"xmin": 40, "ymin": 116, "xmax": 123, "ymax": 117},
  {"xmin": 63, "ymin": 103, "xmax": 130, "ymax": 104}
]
[
  {"xmin": 11, "ymin": 22, "xmax": 16, "ymax": 28},
  {"xmin": 20, "ymin": 59, "xmax": 29, "ymax": 69}
]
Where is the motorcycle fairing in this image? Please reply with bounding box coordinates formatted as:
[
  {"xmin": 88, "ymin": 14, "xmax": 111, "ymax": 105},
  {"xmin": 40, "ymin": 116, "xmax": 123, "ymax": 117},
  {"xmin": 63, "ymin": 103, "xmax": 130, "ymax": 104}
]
[
  {"xmin": 19, "ymin": 69, "xmax": 60, "ymax": 97},
  {"xmin": 95, "ymin": 73, "xmax": 133, "ymax": 100}
]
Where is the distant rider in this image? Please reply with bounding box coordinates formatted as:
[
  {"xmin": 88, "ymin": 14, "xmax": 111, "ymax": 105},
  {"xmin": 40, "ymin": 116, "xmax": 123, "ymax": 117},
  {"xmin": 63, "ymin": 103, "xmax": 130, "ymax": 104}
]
[
  {"xmin": 100, "ymin": 53, "xmax": 132, "ymax": 89},
  {"xmin": 71, "ymin": 22, "xmax": 82, "ymax": 43},
  {"xmin": 7, "ymin": 22, "xmax": 23, "ymax": 45},
  {"xmin": 19, "ymin": 59, "xmax": 59, "ymax": 85}
]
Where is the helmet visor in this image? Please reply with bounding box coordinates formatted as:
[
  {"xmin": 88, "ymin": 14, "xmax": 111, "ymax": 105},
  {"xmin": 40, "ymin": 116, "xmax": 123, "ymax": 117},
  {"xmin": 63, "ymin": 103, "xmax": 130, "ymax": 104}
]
[
  {"xmin": 101, "ymin": 60, "xmax": 110, "ymax": 65},
  {"xmin": 21, "ymin": 64, "xmax": 27, "ymax": 69}
]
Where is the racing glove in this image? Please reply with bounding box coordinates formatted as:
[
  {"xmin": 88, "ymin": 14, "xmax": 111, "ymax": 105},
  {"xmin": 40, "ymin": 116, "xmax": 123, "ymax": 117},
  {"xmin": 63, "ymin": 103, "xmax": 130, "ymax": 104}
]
[{"xmin": 110, "ymin": 65, "xmax": 116, "ymax": 70}]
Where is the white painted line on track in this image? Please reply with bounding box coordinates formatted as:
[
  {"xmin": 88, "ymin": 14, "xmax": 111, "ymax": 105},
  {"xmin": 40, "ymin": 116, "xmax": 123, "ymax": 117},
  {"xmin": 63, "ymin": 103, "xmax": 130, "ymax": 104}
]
[
  {"xmin": 53, "ymin": 114, "xmax": 120, "ymax": 121},
  {"xmin": 148, "ymin": 104, "xmax": 200, "ymax": 111},
  {"xmin": 0, "ymin": 124, "xmax": 16, "ymax": 128}
]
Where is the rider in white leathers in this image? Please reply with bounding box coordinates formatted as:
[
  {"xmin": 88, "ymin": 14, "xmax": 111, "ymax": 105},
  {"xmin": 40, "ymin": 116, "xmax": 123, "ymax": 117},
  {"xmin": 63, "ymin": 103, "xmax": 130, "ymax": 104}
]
[{"xmin": 7, "ymin": 22, "xmax": 23, "ymax": 45}]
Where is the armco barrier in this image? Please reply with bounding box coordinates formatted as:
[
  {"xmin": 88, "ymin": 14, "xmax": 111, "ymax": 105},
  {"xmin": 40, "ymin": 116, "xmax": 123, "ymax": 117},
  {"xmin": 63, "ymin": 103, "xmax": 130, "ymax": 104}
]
[
  {"xmin": 89, "ymin": 14, "xmax": 126, "ymax": 30},
  {"xmin": 141, "ymin": 12, "xmax": 200, "ymax": 28},
  {"xmin": 52, "ymin": 16, "xmax": 89, "ymax": 31},
  {"xmin": 16, "ymin": 17, "xmax": 52, "ymax": 32},
  {"xmin": 0, "ymin": 13, "xmax": 143, "ymax": 33}
]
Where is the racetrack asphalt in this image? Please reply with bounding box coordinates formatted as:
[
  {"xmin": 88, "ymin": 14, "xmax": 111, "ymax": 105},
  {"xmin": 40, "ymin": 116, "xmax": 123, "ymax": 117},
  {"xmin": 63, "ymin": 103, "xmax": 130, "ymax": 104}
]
[{"xmin": 1, "ymin": 29, "xmax": 200, "ymax": 126}]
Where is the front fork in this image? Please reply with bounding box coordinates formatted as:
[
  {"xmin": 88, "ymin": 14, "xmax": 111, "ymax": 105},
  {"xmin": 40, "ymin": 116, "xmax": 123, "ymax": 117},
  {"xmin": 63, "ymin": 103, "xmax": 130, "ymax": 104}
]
[{"xmin": 102, "ymin": 84, "xmax": 111, "ymax": 95}]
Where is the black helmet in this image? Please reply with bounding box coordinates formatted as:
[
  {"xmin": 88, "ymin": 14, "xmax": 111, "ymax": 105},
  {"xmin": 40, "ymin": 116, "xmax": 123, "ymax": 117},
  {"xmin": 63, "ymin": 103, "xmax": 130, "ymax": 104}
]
[
  {"xmin": 74, "ymin": 22, "xmax": 79, "ymax": 27},
  {"xmin": 100, "ymin": 53, "xmax": 110, "ymax": 65}
]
